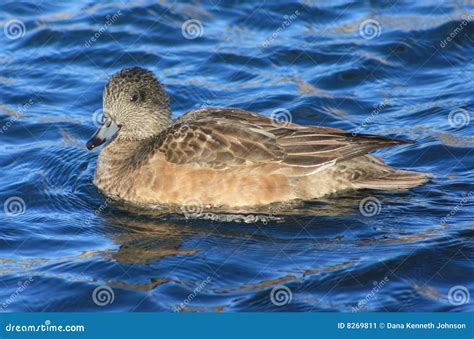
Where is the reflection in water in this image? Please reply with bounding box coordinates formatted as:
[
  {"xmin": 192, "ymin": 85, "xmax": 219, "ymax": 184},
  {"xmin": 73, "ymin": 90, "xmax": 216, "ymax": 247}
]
[
  {"xmin": 107, "ymin": 217, "xmax": 198, "ymax": 265},
  {"xmin": 94, "ymin": 193, "xmax": 454, "ymax": 312}
]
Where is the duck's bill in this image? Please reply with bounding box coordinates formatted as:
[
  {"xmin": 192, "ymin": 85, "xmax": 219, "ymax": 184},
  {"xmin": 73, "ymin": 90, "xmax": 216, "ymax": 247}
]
[{"xmin": 86, "ymin": 120, "xmax": 120, "ymax": 150}]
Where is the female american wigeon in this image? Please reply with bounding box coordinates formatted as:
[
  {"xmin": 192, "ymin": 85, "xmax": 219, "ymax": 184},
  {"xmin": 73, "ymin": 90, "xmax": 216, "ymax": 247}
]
[{"xmin": 86, "ymin": 67, "xmax": 430, "ymax": 209}]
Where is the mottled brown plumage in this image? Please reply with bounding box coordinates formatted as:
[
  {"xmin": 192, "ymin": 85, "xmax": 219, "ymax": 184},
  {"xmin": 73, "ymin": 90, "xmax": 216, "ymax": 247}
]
[{"xmin": 87, "ymin": 67, "xmax": 430, "ymax": 210}]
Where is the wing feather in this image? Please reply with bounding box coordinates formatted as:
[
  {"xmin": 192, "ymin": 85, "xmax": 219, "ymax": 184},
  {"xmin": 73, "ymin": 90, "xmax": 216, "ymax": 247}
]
[{"xmin": 156, "ymin": 108, "xmax": 413, "ymax": 171}]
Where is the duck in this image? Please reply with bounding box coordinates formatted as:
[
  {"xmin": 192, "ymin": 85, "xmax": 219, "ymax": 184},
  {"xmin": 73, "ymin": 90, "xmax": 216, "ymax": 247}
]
[{"xmin": 86, "ymin": 67, "xmax": 430, "ymax": 209}]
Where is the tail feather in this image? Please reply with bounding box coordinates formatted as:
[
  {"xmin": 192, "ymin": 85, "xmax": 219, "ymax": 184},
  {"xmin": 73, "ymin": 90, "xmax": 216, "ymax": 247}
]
[{"xmin": 353, "ymin": 169, "xmax": 431, "ymax": 190}]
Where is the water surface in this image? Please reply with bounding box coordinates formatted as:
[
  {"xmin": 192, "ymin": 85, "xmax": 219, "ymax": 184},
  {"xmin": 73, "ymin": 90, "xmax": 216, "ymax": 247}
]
[{"xmin": 0, "ymin": 0, "xmax": 473, "ymax": 312}]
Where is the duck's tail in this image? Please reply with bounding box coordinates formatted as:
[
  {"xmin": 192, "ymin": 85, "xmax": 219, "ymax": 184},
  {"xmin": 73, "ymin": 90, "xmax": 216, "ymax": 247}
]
[{"xmin": 353, "ymin": 169, "xmax": 432, "ymax": 190}]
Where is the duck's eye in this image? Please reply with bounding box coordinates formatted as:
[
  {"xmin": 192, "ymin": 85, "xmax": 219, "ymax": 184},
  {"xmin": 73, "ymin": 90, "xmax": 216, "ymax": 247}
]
[{"xmin": 130, "ymin": 94, "xmax": 139, "ymax": 102}]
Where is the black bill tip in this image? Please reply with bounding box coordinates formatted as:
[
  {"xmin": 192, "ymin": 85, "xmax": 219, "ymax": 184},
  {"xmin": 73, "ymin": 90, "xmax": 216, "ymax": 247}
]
[{"xmin": 86, "ymin": 136, "xmax": 105, "ymax": 150}]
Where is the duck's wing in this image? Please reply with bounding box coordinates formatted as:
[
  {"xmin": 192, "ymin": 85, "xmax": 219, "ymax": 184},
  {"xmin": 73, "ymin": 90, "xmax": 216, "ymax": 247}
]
[
  {"xmin": 156, "ymin": 108, "xmax": 413, "ymax": 171},
  {"xmin": 156, "ymin": 114, "xmax": 285, "ymax": 169}
]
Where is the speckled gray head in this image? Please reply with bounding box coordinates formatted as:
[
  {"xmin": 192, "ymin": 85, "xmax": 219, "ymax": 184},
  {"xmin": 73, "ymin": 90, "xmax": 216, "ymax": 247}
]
[{"xmin": 87, "ymin": 67, "xmax": 171, "ymax": 150}]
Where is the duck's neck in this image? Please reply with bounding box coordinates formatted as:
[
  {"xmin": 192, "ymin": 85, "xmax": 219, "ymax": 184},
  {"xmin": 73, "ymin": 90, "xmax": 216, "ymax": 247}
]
[
  {"xmin": 94, "ymin": 138, "xmax": 153, "ymax": 198},
  {"xmin": 98, "ymin": 138, "xmax": 147, "ymax": 171}
]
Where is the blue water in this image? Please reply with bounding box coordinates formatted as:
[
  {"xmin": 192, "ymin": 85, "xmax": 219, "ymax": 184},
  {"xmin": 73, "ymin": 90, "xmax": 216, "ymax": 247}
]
[{"xmin": 0, "ymin": 1, "xmax": 473, "ymax": 312}]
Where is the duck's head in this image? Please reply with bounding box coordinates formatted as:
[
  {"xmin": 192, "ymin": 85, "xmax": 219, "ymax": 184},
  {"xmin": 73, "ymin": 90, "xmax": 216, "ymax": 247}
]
[{"xmin": 86, "ymin": 67, "xmax": 171, "ymax": 150}]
